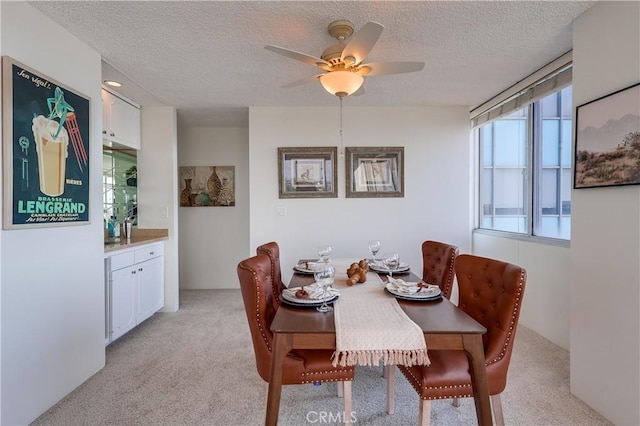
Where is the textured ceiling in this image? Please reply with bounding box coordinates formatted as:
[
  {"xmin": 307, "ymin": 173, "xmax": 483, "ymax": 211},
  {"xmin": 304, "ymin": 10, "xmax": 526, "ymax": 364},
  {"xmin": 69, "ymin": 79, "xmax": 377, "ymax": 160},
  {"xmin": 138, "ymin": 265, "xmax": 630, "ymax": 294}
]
[{"xmin": 30, "ymin": 1, "xmax": 596, "ymax": 127}]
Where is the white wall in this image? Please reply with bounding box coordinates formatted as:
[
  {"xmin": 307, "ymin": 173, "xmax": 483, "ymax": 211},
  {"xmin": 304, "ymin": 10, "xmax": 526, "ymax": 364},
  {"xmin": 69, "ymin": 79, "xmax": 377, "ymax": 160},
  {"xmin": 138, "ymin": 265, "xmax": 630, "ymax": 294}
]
[
  {"xmin": 473, "ymin": 234, "xmax": 570, "ymax": 349},
  {"xmin": 249, "ymin": 106, "xmax": 471, "ymax": 282},
  {"xmin": 139, "ymin": 107, "xmax": 180, "ymax": 311},
  {"xmin": 571, "ymin": 2, "xmax": 640, "ymax": 425},
  {"xmin": 177, "ymin": 126, "xmax": 249, "ymax": 289},
  {"xmin": 0, "ymin": 3, "xmax": 105, "ymax": 424}
]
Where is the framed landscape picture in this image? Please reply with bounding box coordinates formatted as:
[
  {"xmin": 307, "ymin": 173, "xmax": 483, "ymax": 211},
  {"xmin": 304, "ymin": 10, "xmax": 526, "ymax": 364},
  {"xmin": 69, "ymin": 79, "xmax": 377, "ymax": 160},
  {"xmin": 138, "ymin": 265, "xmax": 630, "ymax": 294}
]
[
  {"xmin": 277, "ymin": 147, "xmax": 337, "ymax": 198},
  {"xmin": 345, "ymin": 146, "xmax": 404, "ymax": 198},
  {"xmin": 574, "ymin": 82, "xmax": 640, "ymax": 189},
  {"xmin": 2, "ymin": 56, "xmax": 90, "ymax": 229}
]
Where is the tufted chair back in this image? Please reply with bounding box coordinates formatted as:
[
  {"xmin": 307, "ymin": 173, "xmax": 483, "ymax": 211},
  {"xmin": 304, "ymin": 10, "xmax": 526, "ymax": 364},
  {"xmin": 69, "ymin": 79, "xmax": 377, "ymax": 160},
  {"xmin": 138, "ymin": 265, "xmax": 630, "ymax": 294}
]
[
  {"xmin": 237, "ymin": 254, "xmax": 278, "ymax": 381},
  {"xmin": 256, "ymin": 242, "xmax": 287, "ymax": 310},
  {"xmin": 421, "ymin": 240, "xmax": 459, "ymax": 299},
  {"xmin": 454, "ymin": 254, "xmax": 526, "ymax": 394}
]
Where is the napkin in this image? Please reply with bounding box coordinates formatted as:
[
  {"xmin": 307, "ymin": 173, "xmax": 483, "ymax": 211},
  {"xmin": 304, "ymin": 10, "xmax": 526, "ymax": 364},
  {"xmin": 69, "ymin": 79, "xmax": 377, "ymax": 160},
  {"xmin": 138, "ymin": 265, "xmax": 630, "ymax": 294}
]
[
  {"xmin": 386, "ymin": 278, "xmax": 440, "ymax": 295},
  {"xmin": 283, "ymin": 283, "xmax": 339, "ymax": 300}
]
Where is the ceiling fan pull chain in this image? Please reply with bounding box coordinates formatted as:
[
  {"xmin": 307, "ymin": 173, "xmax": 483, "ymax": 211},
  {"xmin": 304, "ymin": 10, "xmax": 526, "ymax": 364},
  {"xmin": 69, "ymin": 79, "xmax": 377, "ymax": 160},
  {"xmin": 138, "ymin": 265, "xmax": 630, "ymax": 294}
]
[{"xmin": 339, "ymin": 96, "xmax": 344, "ymax": 158}]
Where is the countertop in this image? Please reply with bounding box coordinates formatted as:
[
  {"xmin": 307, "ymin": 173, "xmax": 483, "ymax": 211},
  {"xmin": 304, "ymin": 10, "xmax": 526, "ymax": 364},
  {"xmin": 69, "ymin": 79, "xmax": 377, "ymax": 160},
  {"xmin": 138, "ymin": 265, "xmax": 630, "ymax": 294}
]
[{"xmin": 104, "ymin": 228, "xmax": 168, "ymax": 253}]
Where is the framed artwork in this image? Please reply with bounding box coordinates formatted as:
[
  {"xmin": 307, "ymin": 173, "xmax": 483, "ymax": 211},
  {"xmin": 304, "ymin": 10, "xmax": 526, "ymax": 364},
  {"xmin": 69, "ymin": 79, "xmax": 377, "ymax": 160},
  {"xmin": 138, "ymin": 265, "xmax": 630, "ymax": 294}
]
[
  {"xmin": 179, "ymin": 166, "xmax": 235, "ymax": 206},
  {"xmin": 345, "ymin": 146, "xmax": 404, "ymax": 198},
  {"xmin": 574, "ymin": 82, "xmax": 640, "ymax": 189},
  {"xmin": 2, "ymin": 56, "xmax": 90, "ymax": 229},
  {"xmin": 278, "ymin": 147, "xmax": 337, "ymax": 198}
]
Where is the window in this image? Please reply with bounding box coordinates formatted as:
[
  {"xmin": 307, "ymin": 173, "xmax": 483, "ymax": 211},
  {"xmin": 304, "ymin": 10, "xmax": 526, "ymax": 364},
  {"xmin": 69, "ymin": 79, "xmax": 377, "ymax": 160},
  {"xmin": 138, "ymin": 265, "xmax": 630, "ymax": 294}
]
[{"xmin": 477, "ymin": 84, "xmax": 572, "ymax": 241}]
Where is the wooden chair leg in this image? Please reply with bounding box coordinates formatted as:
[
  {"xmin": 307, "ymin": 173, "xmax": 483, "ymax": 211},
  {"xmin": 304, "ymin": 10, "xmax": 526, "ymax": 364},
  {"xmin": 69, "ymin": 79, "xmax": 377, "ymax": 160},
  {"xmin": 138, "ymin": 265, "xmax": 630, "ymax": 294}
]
[
  {"xmin": 452, "ymin": 397, "xmax": 460, "ymax": 407},
  {"xmin": 343, "ymin": 381, "xmax": 353, "ymax": 425},
  {"xmin": 386, "ymin": 365, "xmax": 396, "ymax": 414},
  {"xmin": 337, "ymin": 381, "xmax": 344, "ymax": 398},
  {"xmin": 382, "ymin": 364, "xmax": 389, "ymax": 378},
  {"xmin": 491, "ymin": 394, "xmax": 505, "ymax": 426},
  {"xmin": 418, "ymin": 399, "xmax": 431, "ymax": 426}
]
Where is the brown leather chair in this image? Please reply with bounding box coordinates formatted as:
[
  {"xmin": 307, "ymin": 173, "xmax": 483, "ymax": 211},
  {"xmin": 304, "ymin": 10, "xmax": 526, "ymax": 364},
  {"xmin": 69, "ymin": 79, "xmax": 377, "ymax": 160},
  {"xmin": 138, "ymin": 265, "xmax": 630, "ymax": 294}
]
[
  {"xmin": 396, "ymin": 254, "xmax": 526, "ymax": 426},
  {"xmin": 421, "ymin": 240, "xmax": 459, "ymax": 299},
  {"xmin": 256, "ymin": 241, "xmax": 287, "ymax": 310},
  {"xmin": 237, "ymin": 254, "xmax": 354, "ymax": 416}
]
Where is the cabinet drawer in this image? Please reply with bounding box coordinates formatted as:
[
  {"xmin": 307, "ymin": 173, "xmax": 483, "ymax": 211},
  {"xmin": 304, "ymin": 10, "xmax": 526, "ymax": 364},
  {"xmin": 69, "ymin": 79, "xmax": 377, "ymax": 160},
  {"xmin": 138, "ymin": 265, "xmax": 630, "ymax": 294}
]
[
  {"xmin": 134, "ymin": 244, "xmax": 164, "ymax": 264},
  {"xmin": 109, "ymin": 251, "xmax": 135, "ymax": 271}
]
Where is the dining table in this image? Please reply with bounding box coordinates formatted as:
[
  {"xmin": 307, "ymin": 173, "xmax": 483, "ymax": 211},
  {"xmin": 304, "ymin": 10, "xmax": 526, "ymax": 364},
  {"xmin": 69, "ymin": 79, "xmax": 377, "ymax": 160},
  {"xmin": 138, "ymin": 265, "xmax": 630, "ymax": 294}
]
[{"xmin": 266, "ymin": 261, "xmax": 491, "ymax": 426}]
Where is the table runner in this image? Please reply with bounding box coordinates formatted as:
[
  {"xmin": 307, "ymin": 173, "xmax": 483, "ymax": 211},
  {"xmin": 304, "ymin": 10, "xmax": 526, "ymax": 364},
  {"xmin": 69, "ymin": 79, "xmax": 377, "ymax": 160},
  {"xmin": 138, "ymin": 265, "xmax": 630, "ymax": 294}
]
[{"xmin": 330, "ymin": 260, "xmax": 430, "ymax": 368}]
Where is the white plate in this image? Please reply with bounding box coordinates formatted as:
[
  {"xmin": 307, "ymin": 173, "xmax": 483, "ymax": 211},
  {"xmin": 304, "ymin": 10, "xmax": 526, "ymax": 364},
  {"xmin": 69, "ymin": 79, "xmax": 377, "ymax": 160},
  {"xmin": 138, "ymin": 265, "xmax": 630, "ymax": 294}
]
[
  {"xmin": 385, "ymin": 282, "xmax": 442, "ymax": 300},
  {"xmin": 281, "ymin": 287, "xmax": 340, "ymax": 304},
  {"xmin": 370, "ymin": 261, "xmax": 410, "ymax": 273},
  {"xmin": 292, "ymin": 260, "xmax": 323, "ymax": 274}
]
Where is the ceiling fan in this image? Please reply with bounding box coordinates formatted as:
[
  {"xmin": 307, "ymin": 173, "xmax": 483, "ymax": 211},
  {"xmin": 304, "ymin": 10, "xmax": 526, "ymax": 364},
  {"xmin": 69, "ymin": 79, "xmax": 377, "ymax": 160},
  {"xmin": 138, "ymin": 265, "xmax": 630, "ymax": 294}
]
[{"xmin": 265, "ymin": 20, "xmax": 425, "ymax": 97}]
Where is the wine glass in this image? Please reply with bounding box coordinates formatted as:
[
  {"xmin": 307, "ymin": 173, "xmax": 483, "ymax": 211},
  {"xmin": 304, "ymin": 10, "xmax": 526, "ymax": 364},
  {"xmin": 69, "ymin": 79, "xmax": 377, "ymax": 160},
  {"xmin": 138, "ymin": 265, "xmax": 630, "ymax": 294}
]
[
  {"xmin": 318, "ymin": 245, "xmax": 332, "ymax": 264},
  {"xmin": 368, "ymin": 240, "xmax": 381, "ymax": 262},
  {"xmin": 382, "ymin": 252, "xmax": 399, "ymax": 279},
  {"xmin": 314, "ymin": 264, "xmax": 336, "ymax": 313}
]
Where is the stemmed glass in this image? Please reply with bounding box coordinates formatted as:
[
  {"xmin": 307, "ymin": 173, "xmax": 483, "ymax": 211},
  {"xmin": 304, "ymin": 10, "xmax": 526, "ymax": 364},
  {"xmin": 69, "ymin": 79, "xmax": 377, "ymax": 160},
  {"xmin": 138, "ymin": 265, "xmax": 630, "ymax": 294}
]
[
  {"xmin": 382, "ymin": 252, "xmax": 400, "ymax": 279},
  {"xmin": 368, "ymin": 240, "xmax": 381, "ymax": 262},
  {"xmin": 318, "ymin": 245, "xmax": 332, "ymax": 264},
  {"xmin": 314, "ymin": 264, "xmax": 336, "ymax": 313}
]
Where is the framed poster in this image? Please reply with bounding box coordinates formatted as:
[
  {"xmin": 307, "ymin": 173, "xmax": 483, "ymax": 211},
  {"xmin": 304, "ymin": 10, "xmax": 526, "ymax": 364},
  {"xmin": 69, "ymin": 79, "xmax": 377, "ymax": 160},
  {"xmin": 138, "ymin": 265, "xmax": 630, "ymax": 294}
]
[
  {"xmin": 179, "ymin": 165, "xmax": 235, "ymax": 206},
  {"xmin": 277, "ymin": 147, "xmax": 337, "ymax": 198},
  {"xmin": 574, "ymin": 82, "xmax": 640, "ymax": 189},
  {"xmin": 345, "ymin": 146, "xmax": 404, "ymax": 198},
  {"xmin": 2, "ymin": 56, "xmax": 90, "ymax": 228}
]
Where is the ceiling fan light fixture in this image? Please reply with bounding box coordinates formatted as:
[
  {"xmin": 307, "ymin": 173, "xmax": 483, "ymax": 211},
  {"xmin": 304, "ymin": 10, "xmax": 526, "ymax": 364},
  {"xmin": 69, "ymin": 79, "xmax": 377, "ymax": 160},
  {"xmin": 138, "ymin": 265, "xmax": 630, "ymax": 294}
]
[{"xmin": 319, "ymin": 71, "xmax": 364, "ymax": 98}]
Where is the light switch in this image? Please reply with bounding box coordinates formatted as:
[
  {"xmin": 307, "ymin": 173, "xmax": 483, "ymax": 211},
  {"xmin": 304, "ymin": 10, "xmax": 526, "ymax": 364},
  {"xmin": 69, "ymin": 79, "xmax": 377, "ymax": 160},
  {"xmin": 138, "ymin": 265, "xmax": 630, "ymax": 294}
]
[
  {"xmin": 275, "ymin": 206, "xmax": 287, "ymax": 216},
  {"xmin": 160, "ymin": 207, "xmax": 168, "ymax": 218}
]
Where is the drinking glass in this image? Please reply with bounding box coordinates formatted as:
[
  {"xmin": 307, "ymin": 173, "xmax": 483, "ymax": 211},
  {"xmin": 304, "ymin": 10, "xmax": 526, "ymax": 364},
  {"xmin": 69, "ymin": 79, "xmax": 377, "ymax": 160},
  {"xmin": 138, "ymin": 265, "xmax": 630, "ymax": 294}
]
[
  {"xmin": 314, "ymin": 264, "xmax": 336, "ymax": 313},
  {"xmin": 318, "ymin": 245, "xmax": 332, "ymax": 264},
  {"xmin": 382, "ymin": 252, "xmax": 399, "ymax": 279},
  {"xmin": 368, "ymin": 240, "xmax": 381, "ymax": 262}
]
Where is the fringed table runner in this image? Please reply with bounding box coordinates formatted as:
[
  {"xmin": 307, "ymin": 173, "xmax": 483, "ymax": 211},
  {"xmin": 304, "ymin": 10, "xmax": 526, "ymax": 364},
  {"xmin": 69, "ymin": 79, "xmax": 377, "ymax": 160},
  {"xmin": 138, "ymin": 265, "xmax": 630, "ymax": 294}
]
[{"xmin": 330, "ymin": 260, "xmax": 430, "ymax": 368}]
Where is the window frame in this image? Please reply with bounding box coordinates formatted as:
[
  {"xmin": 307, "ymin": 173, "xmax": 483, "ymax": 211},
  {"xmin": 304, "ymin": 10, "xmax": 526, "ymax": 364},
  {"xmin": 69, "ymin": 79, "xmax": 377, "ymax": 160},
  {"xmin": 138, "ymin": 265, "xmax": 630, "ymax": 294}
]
[{"xmin": 475, "ymin": 86, "xmax": 572, "ymax": 245}]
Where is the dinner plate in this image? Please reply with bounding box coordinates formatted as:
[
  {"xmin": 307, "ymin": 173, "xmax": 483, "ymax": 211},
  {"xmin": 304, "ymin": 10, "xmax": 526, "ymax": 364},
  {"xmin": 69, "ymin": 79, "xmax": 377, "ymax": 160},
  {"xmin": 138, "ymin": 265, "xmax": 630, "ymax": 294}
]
[
  {"xmin": 280, "ymin": 293, "xmax": 339, "ymax": 308},
  {"xmin": 370, "ymin": 261, "xmax": 410, "ymax": 273},
  {"xmin": 384, "ymin": 286, "xmax": 442, "ymax": 301},
  {"xmin": 292, "ymin": 260, "xmax": 323, "ymax": 275}
]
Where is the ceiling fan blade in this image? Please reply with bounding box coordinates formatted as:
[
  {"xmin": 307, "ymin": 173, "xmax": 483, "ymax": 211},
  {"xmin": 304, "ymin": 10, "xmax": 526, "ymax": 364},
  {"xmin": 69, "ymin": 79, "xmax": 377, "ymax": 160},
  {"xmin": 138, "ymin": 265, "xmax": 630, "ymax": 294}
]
[
  {"xmin": 265, "ymin": 45, "xmax": 330, "ymax": 69},
  {"xmin": 281, "ymin": 74, "xmax": 323, "ymax": 89},
  {"xmin": 341, "ymin": 21, "xmax": 384, "ymax": 65},
  {"xmin": 359, "ymin": 61, "xmax": 425, "ymax": 77}
]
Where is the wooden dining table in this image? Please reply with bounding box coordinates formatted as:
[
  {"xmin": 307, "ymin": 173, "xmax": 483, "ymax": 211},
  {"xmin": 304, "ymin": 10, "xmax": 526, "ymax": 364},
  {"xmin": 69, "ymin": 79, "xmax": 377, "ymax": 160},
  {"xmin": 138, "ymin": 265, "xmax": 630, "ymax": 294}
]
[{"xmin": 266, "ymin": 266, "xmax": 491, "ymax": 426}]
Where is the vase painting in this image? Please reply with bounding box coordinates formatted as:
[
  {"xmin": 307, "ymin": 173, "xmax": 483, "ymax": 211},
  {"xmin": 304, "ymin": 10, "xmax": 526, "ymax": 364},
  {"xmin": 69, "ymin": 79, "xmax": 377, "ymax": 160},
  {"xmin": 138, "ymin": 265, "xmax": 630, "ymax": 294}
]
[{"xmin": 179, "ymin": 166, "xmax": 235, "ymax": 207}]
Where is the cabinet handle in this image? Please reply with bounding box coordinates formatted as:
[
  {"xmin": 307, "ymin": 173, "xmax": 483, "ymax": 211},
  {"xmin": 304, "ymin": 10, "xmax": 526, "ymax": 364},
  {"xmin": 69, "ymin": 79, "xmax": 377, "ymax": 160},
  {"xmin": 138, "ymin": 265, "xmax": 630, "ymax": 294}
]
[
  {"xmin": 132, "ymin": 270, "xmax": 136, "ymax": 275},
  {"xmin": 150, "ymin": 251, "xmax": 154, "ymax": 255},
  {"xmin": 102, "ymin": 130, "xmax": 107, "ymax": 134},
  {"xmin": 139, "ymin": 267, "xmax": 143, "ymax": 272},
  {"xmin": 110, "ymin": 132, "xmax": 115, "ymax": 137}
]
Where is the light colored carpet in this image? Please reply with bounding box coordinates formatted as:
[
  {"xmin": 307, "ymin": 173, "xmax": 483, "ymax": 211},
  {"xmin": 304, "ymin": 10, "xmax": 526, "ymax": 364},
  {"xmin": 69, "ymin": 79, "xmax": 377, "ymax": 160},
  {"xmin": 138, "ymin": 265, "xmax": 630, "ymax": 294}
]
[{"xmin": 32, "ymin": 290, "xmax": 611, "ymax": 426}]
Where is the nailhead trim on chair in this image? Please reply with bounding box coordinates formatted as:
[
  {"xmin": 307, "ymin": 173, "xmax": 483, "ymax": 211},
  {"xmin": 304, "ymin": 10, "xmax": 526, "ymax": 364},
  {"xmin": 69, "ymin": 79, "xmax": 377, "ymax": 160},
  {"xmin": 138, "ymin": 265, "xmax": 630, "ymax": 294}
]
[
  {"xmin": 401, "ymin": 367, "xmax": 474, "ymax": 400},
  {"xmin": 239, "ymin": 262, "xmax": 272, "ymax": 352},
  {"xmin": 486, "ymin": 268, "xmax": 526, "ymax": 366},
  {"xmin": 444, "ymin": 249, "xmax": 456, "ymax": 297},
  {"xmin": 257, "ymin": 245, "xmax": 282, "ymax": 306}
]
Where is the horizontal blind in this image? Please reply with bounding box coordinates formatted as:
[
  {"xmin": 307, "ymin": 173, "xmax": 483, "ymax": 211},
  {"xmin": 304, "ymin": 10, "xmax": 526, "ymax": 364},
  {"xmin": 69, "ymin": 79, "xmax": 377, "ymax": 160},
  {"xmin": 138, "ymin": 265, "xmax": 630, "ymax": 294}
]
[{"xmin": 471, "ymin": 53, "xmax": 572, "ymax": 128}]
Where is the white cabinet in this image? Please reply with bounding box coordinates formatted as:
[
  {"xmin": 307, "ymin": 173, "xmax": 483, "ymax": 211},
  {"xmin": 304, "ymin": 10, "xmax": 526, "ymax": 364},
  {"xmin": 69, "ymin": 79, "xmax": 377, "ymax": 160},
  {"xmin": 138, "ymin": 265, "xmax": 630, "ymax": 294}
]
[
  {"xmin": 102, "ymin": 89, "xmax": 141, "ymax": 149},
  {"xmin": 106, "ymin": 243, "xmax": 164, "ymax": 343}
]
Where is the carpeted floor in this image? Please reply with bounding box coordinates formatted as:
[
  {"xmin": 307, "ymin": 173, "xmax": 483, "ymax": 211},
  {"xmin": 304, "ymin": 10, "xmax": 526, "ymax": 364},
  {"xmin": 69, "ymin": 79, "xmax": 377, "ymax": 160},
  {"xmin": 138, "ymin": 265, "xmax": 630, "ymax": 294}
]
[{"xmin": 32, "ymin": 290, "xmax": 611, "ymax": 425}]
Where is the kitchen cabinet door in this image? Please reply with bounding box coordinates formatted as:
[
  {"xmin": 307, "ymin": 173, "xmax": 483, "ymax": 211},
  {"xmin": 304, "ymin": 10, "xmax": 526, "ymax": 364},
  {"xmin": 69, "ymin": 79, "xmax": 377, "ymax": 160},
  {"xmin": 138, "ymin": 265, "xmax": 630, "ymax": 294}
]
[
  {"xmin": 137, "ymin": 255, "xmax": 164, "ymax": 323},
  {"xmin": 102, "ymin": 89, "xmax": 140, "ymax": 149},
  {"xmin": 110, "ymin": 265, "xmax": 138, "ymax": 341}
]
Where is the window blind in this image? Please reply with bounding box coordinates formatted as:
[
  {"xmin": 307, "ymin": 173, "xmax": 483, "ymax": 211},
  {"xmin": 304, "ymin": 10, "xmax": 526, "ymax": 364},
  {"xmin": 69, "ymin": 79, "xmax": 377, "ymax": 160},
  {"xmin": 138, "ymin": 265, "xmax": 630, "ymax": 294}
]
[{"xmin": 471, "ymin": 52, "xmax": 573, "ymax": 128}]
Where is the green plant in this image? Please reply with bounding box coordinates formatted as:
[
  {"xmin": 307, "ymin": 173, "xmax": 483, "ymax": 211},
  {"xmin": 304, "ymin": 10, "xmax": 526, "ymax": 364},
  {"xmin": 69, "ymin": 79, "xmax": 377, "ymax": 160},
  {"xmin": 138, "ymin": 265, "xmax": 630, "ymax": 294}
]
[{"xmin": 125, "ymin": 165, "xmax": 137, "ymax": 178}]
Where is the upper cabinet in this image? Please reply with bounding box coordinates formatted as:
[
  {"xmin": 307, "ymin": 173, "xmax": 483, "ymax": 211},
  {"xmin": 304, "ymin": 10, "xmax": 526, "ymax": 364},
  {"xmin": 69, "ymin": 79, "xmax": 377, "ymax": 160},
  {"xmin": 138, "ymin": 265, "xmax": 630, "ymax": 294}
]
[{"xmin": 102, "ymin": 88, "xmax": 141, "ymax": 150}]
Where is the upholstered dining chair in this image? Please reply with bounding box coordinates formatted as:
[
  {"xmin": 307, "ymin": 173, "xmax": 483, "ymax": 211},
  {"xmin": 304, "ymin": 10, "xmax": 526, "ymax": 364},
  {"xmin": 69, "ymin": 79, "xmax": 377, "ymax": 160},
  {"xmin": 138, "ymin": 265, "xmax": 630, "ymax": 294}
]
[
  {"xmin": 237, "ymin": 254, "xmax": 354, "ymax": 419},
  {"xmin": 395, "ymin": 254, "xmax": 526, "ymax": 426},
  {"xmin": 256, "ymin": 241, "xmax": 287, "ymax": 310},
  {"xmin": 421, "ymin": 240, "xmax": 459, "ymax": 299}
]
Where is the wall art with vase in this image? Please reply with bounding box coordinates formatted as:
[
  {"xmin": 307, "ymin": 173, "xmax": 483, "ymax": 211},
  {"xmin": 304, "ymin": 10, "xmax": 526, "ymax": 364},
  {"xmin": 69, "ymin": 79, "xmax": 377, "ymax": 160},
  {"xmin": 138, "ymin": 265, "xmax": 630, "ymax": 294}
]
[{"xmin": 179, "ymin": 166, "xmax": 235, "ymax": 207}]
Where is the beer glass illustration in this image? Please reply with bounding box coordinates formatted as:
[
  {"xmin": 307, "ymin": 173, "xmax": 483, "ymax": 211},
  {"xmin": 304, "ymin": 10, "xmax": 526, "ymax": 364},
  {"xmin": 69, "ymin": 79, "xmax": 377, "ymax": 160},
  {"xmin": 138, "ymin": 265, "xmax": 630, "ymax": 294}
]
[{"xmin": 32, "ymin": 115, "xmax": 69, "ymax": 196}]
